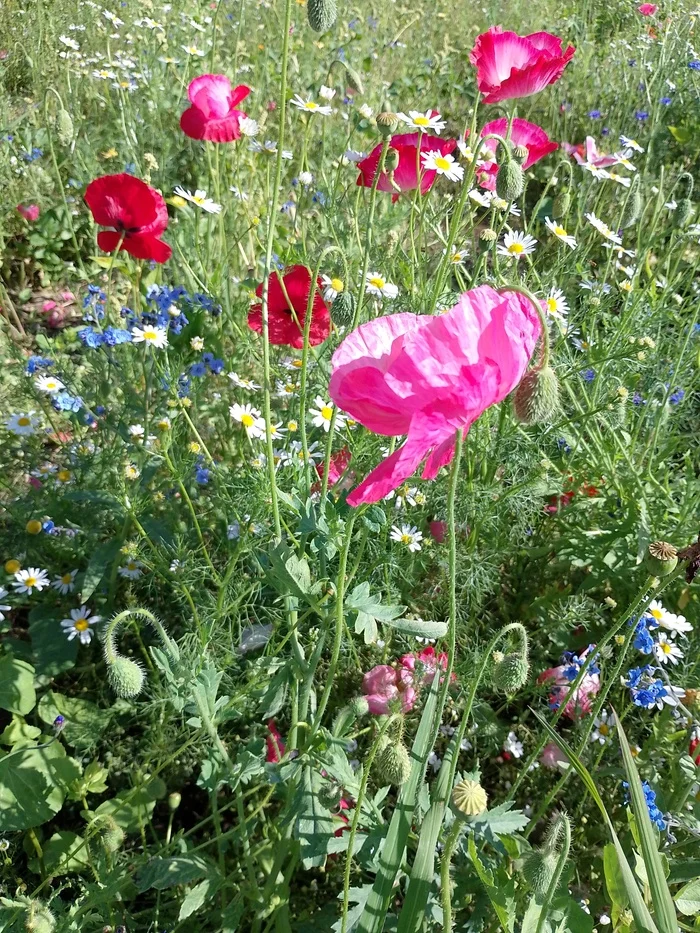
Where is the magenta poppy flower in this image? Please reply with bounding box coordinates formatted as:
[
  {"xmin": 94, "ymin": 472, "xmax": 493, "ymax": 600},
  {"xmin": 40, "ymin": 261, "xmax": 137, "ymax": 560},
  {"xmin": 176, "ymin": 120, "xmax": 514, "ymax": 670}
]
[
  {"xmin": 17, "ymin": 204, "xmax": 40, "ymax": 222},
  {"xmin": 470, "ymin": 26, "xmax": 575, "ymax": 104},
  {"xmin": 84, "ymin": 173, "xmax": 171, "ymax": 263},
  {"xmin": 480, "ymin": 118, "xmax": 558, "ymax": 170},
  {"xmin": 562, "ymin": 136, "xmax": 617, "ymax": 168},
  {"xmin": 362, "ymin": 664, "xmax": 416, "ymax": 715},
  {"xmin": 180, "ymin": 74, "xmax": 251, "ymax": 142},
  {"xmin": 399, "ymin": 646, "xmax": 450, "ymax": 685},
  {"xmin": 638, "ymin": 3, "xmax": 658, "ymax": 14},
  {"xmin": 329, "ymin": 286, "xmax": 541, "ymax": 506},
  {"xmin": 356, "ymin": 132, "xmax": 457, "ymax": 200}
]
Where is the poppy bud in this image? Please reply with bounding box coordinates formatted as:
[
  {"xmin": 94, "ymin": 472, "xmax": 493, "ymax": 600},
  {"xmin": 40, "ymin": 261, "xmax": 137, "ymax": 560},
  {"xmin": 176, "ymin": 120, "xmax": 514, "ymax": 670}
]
[
  {"xmin": 332, "ymin": 290, "xmax": 355, "ymax": 327},
  {"xmin": 307, "ymin": 0, "xmax": 336, "ymax": 32},
  {"xmin": 620, "ymin": 176, "xmax": 643, "ymax": 228},
  {"xmin": 330, "ymin": 58, "xmax": 364, "ymax": 95},
  {"xmin": 99, "ymin": 817, "xmax": 125, "ymax": 852},
  {"xmin": 644, "ymin": 541, "xmax": 678, "ymax": 577},
  {"xmin": 492, "ymin": 651, "xmax": 529, "ymax": 694},
  {"xmin": 108, "ymin": 656, "xmax": 145, "ymax": 698},
  {"xmin": 553, "ymin": 190, "xmax": 571, "ymax": 219},
  {"xmin": 376, "ymin": 741, "xmax": 411, "ymax": 785},
  {"xmin": 452, "ymin": 778, "xmax": 488, "ymax": 817},
  {"xmin": 56, "ymin": 108, "xmax": 74, "ymax": 146},
  {"xmin": 513, "ymin": 144, "xmax": 529, "ymax": 164},
  {"xmin": 168, "ymin": 792, "xmax": 182, "ymax": 812},
  {"xmin": 376, "ymin": 111, "xmax": 398, "ymax": 137},
  {"xmin": 23, "ymin": 900, "xmax": 55, "ymax": 933},
  {"xmin": 480, "ymin": 228, "xmax": 497, "ymax": 242},
  {"xmin": 384, "ymin": 148, "xmax": 400, "ymax": 173},
  {"xmin": 318, "ymin": 780, "xmax": 344, "ymax": 809},
  {"xmin": 522, "ymin": 848, "xmax": 559, "ymax": 896},
  {"xmin": 496, "ymin": 160, "xmax": 524, "ymax": 201},
  {"xmin": 674, "ymin": 199, "xmax": 694, "ymax": 230},
  {"xmin": 513, "ymin": 365, "xmax": 560, "ymax": 424}
]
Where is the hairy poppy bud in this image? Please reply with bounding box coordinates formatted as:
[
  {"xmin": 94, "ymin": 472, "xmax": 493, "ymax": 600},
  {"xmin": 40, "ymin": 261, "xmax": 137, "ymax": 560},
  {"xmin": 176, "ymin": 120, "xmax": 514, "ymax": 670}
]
[
  {"xmin": 24, "ymin": 900, "xmax": 55, "ymax": 933},
  {"xmin": 99, "ymin": 817, "xmax": 125, "ymax": 853},
  {"xmin": 56, "ymin": 108, "xmax": 74, "ymax": 146},
  {"xmin": 384, "ymin": 147, "xmax": 400, "ymax": 173},
  {"xmin": 620, "ymin": 176, "xmax": 643, "ymax": 228},
  {"xmin": 108, "ymin": 656, "xmax": 145, "ymax": 698},
  {"xmin": 168, "ymin": 792, "xmax": 182, "ymax": 812},
  {"xmin": 644, "ymin": 541, "xmax": 678, "ymax": 577},
  {"xmin": 496, "ymin": 160, "xmax": 524, "ymax": 201},
  {"xmin": 452, "ymin": 778, "xmax": 488, "ymax": 817},
  {"xmin": 376, "ymin": 742, "xmax": 411, "ymax": 785},
  {"xmin": 332, "ymin": 290, "xmax": 355, "ymax": 327},
  {"xmin": 318, "ymin": 781, "xmax": 344, "ymax": 809},
  {"xmin": 513, "ymin": 365, "xmax": 560, "ymax": 424},
  {"xmin": 553, "ymin": 190, "xmax": 571, "ymax": 219},
  {"xmin": 307, "ymin": 0, "xmax": 336, "ymax": 32},
  {"xmin": 522, "ymin": 849, "xmax": 559, "ymax": 896},
  {"xmin": 493, "ymin": 651, "xmax": 529, "ymax": 694},
  {"xmin": 674, "ymin": 199, "xmax": 694, "ymax": 230}
]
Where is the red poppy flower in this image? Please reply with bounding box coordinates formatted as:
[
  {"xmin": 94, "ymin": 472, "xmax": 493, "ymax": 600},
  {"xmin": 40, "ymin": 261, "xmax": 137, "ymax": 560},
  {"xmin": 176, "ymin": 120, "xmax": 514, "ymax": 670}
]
[
  {"xmin": 84, "ymin": 173, "xmax": 171, "ymax": 263},
  {"xmin": 480, "ymin": 118, "xmax": 558, "ymax": 170},
  {"xmin": 265, "ymin": 719, "xmax": 285, "ymax": 763},
  {"xmin": 248, "ymin": 265, "xmax": 331, "ymax": 348},
  {"xmin": 17, "ymin": 204, "xmax": 40, "ymax": 222},
  {"xmin": 356, "ymin": 133, "xmax": 457, "ymax": 201},
  {"xmin": 180, "ymin": 74, "xmax": 251, "ymax": 142}
]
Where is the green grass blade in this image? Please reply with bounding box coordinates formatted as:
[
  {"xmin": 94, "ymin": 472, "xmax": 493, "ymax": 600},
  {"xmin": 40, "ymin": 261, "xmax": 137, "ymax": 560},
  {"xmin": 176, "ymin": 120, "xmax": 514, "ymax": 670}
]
[
  {"xmin": 533, "ymin": 712, "xmax": 658, "ymax": 933},
  {"xmin": 613, "ymin": 708, "xmax": 678, "ymax": 933}
]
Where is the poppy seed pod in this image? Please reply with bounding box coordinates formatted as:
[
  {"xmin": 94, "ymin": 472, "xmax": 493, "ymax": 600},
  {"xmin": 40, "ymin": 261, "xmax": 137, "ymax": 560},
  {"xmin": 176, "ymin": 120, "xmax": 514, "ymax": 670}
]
[
  {"xmin": 376, "ymin": 111, "xmax": 399, "ymax": 137},
  {"xmin": 620, "ymin": 176, "xmax": 643, "ymax": 228},
  {"xmin": 513, "ymin": 365, "xmax": 560, "ymax": 424},
  {"xmin": 513, "ymin": 143, "xmax": 529, "ymax": 164},
  {"xmin": 108, "ymin": 656, "xmax": 146, "ymax": 698},
  {"xmin": 452, "ymin": 778, "xmax": 488, "ymax": 817},
  {"xmin": 318, "ymin": 781, "xmax": 344, "ymax": 809},
  {"xmin": 496, "ymin": 159, "xmax": 525, "ymax": 201},
  {"xmin": 376, "ymin": 742, "xmax": 411, "ymax": 785},
  {"xmin": 307, "ymin": 0, "xmax": 337, "ymax": 32},
  {"xmin": 24, "ymin": 900, "xmax": 55, "ymax": 933},
  {"xmin": 644, "ymin": 541, "xmax": 678, "ymax": 577}
]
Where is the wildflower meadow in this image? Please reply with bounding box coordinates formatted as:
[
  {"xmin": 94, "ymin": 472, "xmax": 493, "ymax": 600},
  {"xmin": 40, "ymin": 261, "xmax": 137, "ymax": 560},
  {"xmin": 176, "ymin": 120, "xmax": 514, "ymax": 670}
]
[{"xmin": 1, "ymin": 0, "xmax": 700, "ymax": 929}]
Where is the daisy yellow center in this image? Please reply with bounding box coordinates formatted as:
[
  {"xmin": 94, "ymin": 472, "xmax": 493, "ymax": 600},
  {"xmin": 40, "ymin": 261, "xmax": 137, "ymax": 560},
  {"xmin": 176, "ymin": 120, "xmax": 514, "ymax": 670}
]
[
  {"xmin": 17, "ymin": 416, "xmax": 31, "ymax": 427},
  {"xmin": 305, "ymin": 102, "xmax": 319, "ymax": 110},
  {"xmin": 650, "ymin": 608, "xmax": 663, "ymax": 620},
  {"xmin": 598, "ymin": 723, "xmax": 609, "ymax": 736},
  {"xmin": 45, "ymin": 380, "xmax": 58, "ymax": 389},
  {"xmin": 508, "ymin": 243, "xmax": 525, "ymax": 254},
  {"xmin": 369, "ymin": 276, "xmax": 385, "ymax": 289},
  {"xmin": 119, "ymin": 81, "xmax": 130, "ymax": 88},
  {"xmin": 74, "ymin": 618, "xmax": 89, "ymax": 631},
  {"xmin": 400, "ymin": 534, "xmax": 412, "ymax": 544},
  {"xmin": 193, "ymin": 195, "xmax": 206, "ymax": 204},
  {"xmin": 330, "ymin": 278, "xmax": 344, "ymax": 292},
  {"xmin": 661, "ymin": 642, "xmax": 672, "ymax": 654},
  {"xmin": 554, "ymin": 225, "xmax": 567, "ymax": 236},
  {"xmin": 25, "ymin": 576, "xmax": 37, "ymax": 587},
  {"xmin": 57, "ymin": 470, "xmax": 71, "ymax": 482},
  {"xmin": 292, "ymin": 359, "xmax": 303, "ymax": 368},
  {"xmin": 434, "ymin": 156, "xmax": 451, "ymax": 170},
  {"xmin": 413, "ymin": 116, "xmax": 430, "ymax": 126},
  {"xmin": 321, "ymin": 406, "xmax": 333, "ymax": 420},
  {"xmin": 546, "ymin": 298, "xmax": 558, "ymax": 313},
  {"xmin": 452, "ymin": 253, "xmax": 462, "ymax": 262},
  {"xmin": 127, "ymin": 562, "xmax": 137, "ymax": 570},
  {"xmin": 241, "ymin": 414, "xmax": 255, "ymax": 427},
  {"xmin": 143, "ymin": 329, "xmax": 158, "ymax": 341},
  {"xmin": 288, "ymin": 421, "xmax": 298, "ymax": 431},
  {"xmin": 61, "ymin": 573, "xmax": 73, "ymax": 585}
]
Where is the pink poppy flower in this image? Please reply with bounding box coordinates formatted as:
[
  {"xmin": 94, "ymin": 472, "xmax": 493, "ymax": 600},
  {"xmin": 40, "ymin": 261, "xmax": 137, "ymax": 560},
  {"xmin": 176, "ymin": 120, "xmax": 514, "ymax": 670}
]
[
  {"xmin": 562, "ymin": 136, "xmax": 617, "ymax": 168},
  {"xmin": 180, "ymin": 74, "xmax": 251, "ymax": 143},
  {"xmin": 356, "ymin": 133, "xmax": 457, "ymax": 200},
  {"xmin": 399, "ymin": 646, "xmax": 449, "ymax": 685},
  {"xmin": 638, "ymin": 3, "xmax": 658, "ymax": 13},
  {"xmin": 540, "ymin": 742, "xmax": 569, "ymax": 769},
  {"xmin": 470, "ymin": 26, "xmax": 575, "ymax": 104},
  {"xmin": 265, "ymin": 719, "xmax": 285, "ymax": 762},
  {"xmin": 17, "ymin": 204, "xmax": 40, "ymax": 222},
  {"xmin": 361, "ymin": 664, "xmax": 416, "ymax": 715},
  {"xmin": 329, "ymin": 286, "xmax": 541, "ymax": 506},
  {"xmin": 538, "ymin": 651, "xmax": 600, "ymax": 720},
  {"xmin": 480, "ymin": 118, "xmax": 558, "ymax": 170}
]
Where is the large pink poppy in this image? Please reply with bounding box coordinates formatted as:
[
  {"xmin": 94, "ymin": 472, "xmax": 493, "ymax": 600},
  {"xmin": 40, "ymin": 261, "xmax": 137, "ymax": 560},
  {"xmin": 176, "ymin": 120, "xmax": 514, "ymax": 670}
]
[
  {"xmin": 356, "ymin": 133, "xmax": 457, "ymax": 199},
  {"xmin": 329, "ymin": 286, "xmax": 541, "ymax": 506},
  {"xmin": 480, "ymin": 118, "xmax": 558, "ymax": 170},
  {"xmin": 180, "ymin": 74, "xmax": 251, "ymax": 143},
  {"xmin": 470, "ymin": 26, "xmax": 575, "ymax": 104}
]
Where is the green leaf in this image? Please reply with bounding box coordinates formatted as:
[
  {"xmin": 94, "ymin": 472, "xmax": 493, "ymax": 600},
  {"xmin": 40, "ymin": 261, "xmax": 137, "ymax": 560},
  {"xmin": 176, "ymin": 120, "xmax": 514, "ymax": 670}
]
[
  {"xmin": 674, "ymin": 878, "xmax": 700, "ymax": 917},
  {"xmin": 0, "ymin": 657, "xmax": 36, "ymax": 715},
  {"xmin": 346, "ymin": 582, "xmax": 405, "ymax": 645},
  {"xmin": 80, "ymin": 540, "xmax": 121, "ymax": 603},
  {"xmin": 469, "ymin": 801, "xmax": 529, "ymax": 842},
  {"xmin": 668, "ymin": 125, "xmax": 692, "ymax": 144},
  {"xmin": 382, "ymin": 617, "xmax": 448, "ymax": 639},
  {"xmin": 28, "ymin": 606, "xmax": 78, "ymax": 677},
  {"xmin": 137, "ymin": 855, "xmax": 214, "ymax": 893},
  {"xmin": 0, "ymin": 739, "xmax": 80, "ymax": 831},
  {"xmin": 294, "ymin": 765, "xmax": 335, "ymax": 869},
  {"xmin": 604, "ymin": 843, "xmax": 629, "ymax": 911},
  {"xmin": 28, "ymin": 831, "xmax": 90, "ymax": 876},
  {"xmin": 94, "ymin": 777, "xmax": 164, "ymax": 833},
  {"xmin": 37, "ymin": 691, "xmax": 115, "ymax": 752},
  {"xmin": 0, "ymin": 716, "xmax": 41, "ymax": 747},
  {"xmin": 614, "ymin": 710, "xmax": 677, "ymax": 933},
  {"xmin": 468, "ymin": 836, "xmax": 516, "ymax": 932},
  {"xmin": 179, "ymin": 878, "xmax": 218, "ymax": 920},
  {"xmin": 263, "ymin": 545, "xmax": 317, "ymax": 603}
]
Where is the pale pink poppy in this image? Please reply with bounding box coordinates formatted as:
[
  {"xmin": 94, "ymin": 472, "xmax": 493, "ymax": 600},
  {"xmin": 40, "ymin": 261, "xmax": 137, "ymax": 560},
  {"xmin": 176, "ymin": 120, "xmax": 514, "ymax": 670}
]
[
  {"xmin": 329, "ymin": 286, "xmax": 541, "ymax": 506},
  {"xmin": 562, "ymin": 136, "xmax": 617, "ymax": 168},
  {"xmin": 180, "ymin": 74, "xmax": 251, "ymax": 142},
  {"xmin": 541, "ymin": 742, "xmax": 569, "ymax": 769},
  {"xmin": 470, "ymin": 26, "xmax": 575, "ymax": 104},
  {"xmin": 638, "ymin": 3, "xmax": 658, "ymax": 14},
  {"xmin": 362, "ymin": 664, "xmax": 416, "ymax": 715},
  {"xmin": 538, "ymin": 654, "xmax": 600, "ymax": 720},
  {"xmin": 480, "ymin": 118, "xmax": 558, "ymax": 170}
]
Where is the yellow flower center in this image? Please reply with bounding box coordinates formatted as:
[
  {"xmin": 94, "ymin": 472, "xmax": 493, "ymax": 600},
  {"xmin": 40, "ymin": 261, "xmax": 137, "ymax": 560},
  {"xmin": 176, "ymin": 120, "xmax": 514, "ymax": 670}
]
[
  {"xmin": 127, "ymin": 562, "xmax": 137, "ymax": 571},
  {"xmin": 241, "ymin": 414, "xmax": 255, "ymax": 427},
  {"xmin": 413, "ymin": 115, "xmax": 429, "ymax": 126},
  {"xmin": 321, "ymin": 406, "xmax": 333, "ymax": 420},
  {"xmin": 554, "ymin": 225, "xmax": 567, "ymax": 236},
  {"xmin": 25, "ymin": 576, "xmax": 37, "ymax": 588},
  {"xmin": 661, "ymin": 642, "xmax": 672, "ymax": 654},
  {"xmin": 17, "ymin": 416, "xmax": 31, "ymax": 427},
  {"xmin": 291, "ymin": 359, "xmax": 303, "ymax": 368},
  {"xmin": 5, "ymin": 560, "xmax": 20, "ymax": 574},
  {"xmin": 400, "ymin": 534, "xmax": 412, "ymax": 544},
  {"xmin": 74, "ymin": 618, "xmax": 89, "ymax": 631},
  {"xmin": 143, "ymin": 329, "xmax": 158, "ymax": 341},
  {"xmin": 546, "ymin": 298, "xmax": 558, "ymax": 313},
  {"xmin": 598, "ymin": 723, "xmax": 609, "ymax": 736},
  {"xmin": 330, "ymin": 278, "xmax": 344, "ymax": 292},
  {"xmin": 434, "ymin": 156, "xmax": 450, "ymax": 170},
  {"xmin": 508, "ymin": 243, "xmax": 524, "ymax": 254},
  {"xmin": 369, "ymin": 276, "xmax": 385, "ymax": 289},
  {"xmin": 61, "ymin": 573, "xmax": 73, "ymax": 585},
  {"xmin": 650, "ymin": 608, "xmax": 663, "ymax": 620},
  {"xmin": 57, "ymin": 470, "xmax": 71, "ymax": 482},
  {"xmin": 45, "ymin": 380, "xmax": 58, "ymax": 390},
  {"xmin": 287, "ymin": 420, "xmax": 298, "ymax": 431},
  {"xmin": 305, "ymin": 102, "xmax": 318, "ymax": 110}
]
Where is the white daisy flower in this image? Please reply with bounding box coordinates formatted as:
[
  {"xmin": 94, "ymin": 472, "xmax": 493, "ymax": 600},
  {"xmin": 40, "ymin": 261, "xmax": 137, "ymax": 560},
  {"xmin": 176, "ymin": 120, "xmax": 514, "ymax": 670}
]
[
  {"xmin": 320, "ymin": 274, "xmax": 344, "ymax": 302},
  {"xmin": 654, "ymin": 632, "xmax": 683, "ymax": 666},
  {"xmin": 319, "ymin": 85, "xmax": 336, "ymax": 100},
  {"xmin": 52, "ymin": 569, "xmax": 78, "ymax": 595},
  {"xmin": 61, "ymin": 606, "xmax": 101, "ymax": 645},
  {"xmin": 421, "ymin": 150, "xmax": 464, "ymax": 182},
  {"xmin": 497, "ymin": 230, "xmax": 537, "ymax": 260},
  {"xmin": 608, "ymin": 172, "xmax": 631, "ymax": 188},
  {"xmin": 230, "ymin": 403, "xmax": 265, "ymax": 439},
  {"xmin": 173, "ymin": 186, "xmax": 222, "ymax": 214},
  {"xmin": 545, "ymin": 217, "xmax": 577, "ymax": 249},
  {"xmin": 390, "ymin": 524, "xmax": 423, "ymax": 552},
  {"xmin": 118, "ymin": 560, "xmax": 143, "ymax": 579},
  {"xmin": 275, "ymin": 380, "xmax": 300, "ymax": 398},
  {"xmin": 131, "ymin": 326, "xmax": 168, "ymax": 349},
  {"xmin": 13, "ymin": 567, "xmax": 50, "ymax": 594},
  {"xmin": 585, "ymin": 212, "xmax": 622, "ymax": 245},
  {"xmin": 358, "ymin": 104, "xmax": 373, "ymax": 120},
  {"xmin": 385, "ymin": 483, "xmax": 422, "ymax": 508},
  {"xmin": 544, "ymin": 288, "xmax": 569, "ymax": 321},
  {"xmin": 290, "ymin": 95, "xmax": 332, "ymax": 116},
  {"xmin": 182, "ymin": 45, "xmax": 206, "ymax": 56},
  {"xmin": 396, "ymin": 110, "xmax": 446, "ymax": 134},
  {"xmin": 504, "ymin": 731, "xmax": 524, "ymax": 758},
  {"xmin": 582, "ymin": 163, "xmax": 611, "ymax": 181},
  {"xmin": 620, "ymin": 135, "xmax": 644, "ymax": 153},
  {"xmin": 190, "ymin": 336, "xmax": 205, "ymax": 351},
  {"xmin": 34, "ymin": 374, "xmax": 65, "ymax": 394},
  {"xmin": 238, "ymin": 116, "xmax": 259, "ymax": 137},
  {"xmin": 342, "ymin": 149, "xmax": 367, "ymax": 164},
  {"xmin": 590, "ymin": 709, "xmax": 612, "ymax": 744},
  {"xmin": 249, "ymin": 140, "xmax": 293, "ymax": 159},
  {"xmin": 445, "ymin": 247, "xmax": 469, "ymax": 265},
  {"xmin": 365, "ymin": 273, "xmax": 398, "ymax": 300},
  {"xmin": 228, "ymin": 373, "xmax": 261, "ymax": 391},
  {"xmin": 613, "ymin": 151, "xmax": 637, "ymax": 171},
  {"xmin": 602, "ymin": 243, "xmax": 636, "ymax": 259},
  {"xmin": 309, "ymin": 396, "xmax": 346, "ymax": 433},
  {"xmin": 5, "ymin": 412, "xmax": 41, "ymax": 436},
  {"xmin": 0, "ymin": 588, "xmax": 11, "ymax": 622},
  {"xmin": 468, "ymin": 188, "xmax": 493, "ymax": 208}
]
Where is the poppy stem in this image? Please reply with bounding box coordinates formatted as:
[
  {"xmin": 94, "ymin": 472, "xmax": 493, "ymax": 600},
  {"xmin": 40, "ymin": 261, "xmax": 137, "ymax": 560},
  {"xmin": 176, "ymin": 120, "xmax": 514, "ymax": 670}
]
[{"xmin": 351, "ymin": 136, "xmax": 391, "ymax": 330}]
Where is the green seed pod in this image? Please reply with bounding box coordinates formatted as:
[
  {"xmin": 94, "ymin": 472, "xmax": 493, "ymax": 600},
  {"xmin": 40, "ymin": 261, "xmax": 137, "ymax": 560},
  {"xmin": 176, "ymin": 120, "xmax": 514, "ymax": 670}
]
[
  {"xmin": 332, "ymin": 290, "xmax": 355, "ymax": 328},
  {"xmin": 307, "ymin": 0, "xmax": 336, "ymax": 32},
  {"xmin": 168, "ymin": 792, "xmax": 182, "ymax": 812},
  {"xmin": 492, "ymin": 651, "xmax": 530, "ymax": 694},
  {"xmin": 552, "ymin": 190, "xmax": 571, "ymax": 220},
  {"xmin": 644, "ymin": 541, "xmax": 678, "ymax": 577},
  {"xmin": 513, "ymin": 144, "xmax": 529, "ymax": 164},
  {"xmin": 620, "ymin": 176, "xmax": 643, "ymax": 228},
  {"xmin": 496, "ymin": 160, "xmax": 524, "ymax": 201},
  {"xmin": 674, "ymin": 199, "xmax": 694, "ymax": 230},
  {"xmin": 384, "ymin": 147, "xmax": 400, "ymax": 173},
  {"xmin": 376, "ymin": 742, "xmax": 411, "ymax": 786},
  {"xmin": 513, "ymin": 365, "xmax": 560, "ymax": 425},
  {"xmin": 376, "ymin": 111, "xmax": 398, "ymax": 138},
  {"xmin": 522, "ymin": 849, "xmax": 559, "ymax": 897},
  {"xmin": 56, "ymin": 108, "xmax": 74, "ymax": 146},
  {"xmin": 452, "ymin": 779, "xmax": 488, "ymax": 817},
  {"xmin": 108, "ymin": 656, "xmax": 145, "ymax": 698},
  {"xmin": 318, "ymin": 781, "xmax": 344, "ymax": 809}
]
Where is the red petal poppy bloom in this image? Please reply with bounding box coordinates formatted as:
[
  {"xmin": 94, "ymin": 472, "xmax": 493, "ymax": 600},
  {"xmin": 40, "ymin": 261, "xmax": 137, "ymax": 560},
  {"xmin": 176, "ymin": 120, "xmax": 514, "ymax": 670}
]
[
  {"xmin": 480, "ymin": 118, "xmax": 558, "ymax": 170},
  {"xmin": 470, "ymin": 26, "xmax": 575, "ymax": 104},
  {"xmin": 357, "ymin": 133, "xmax": 457, "ymax": 200},
  {"xmin": 84, "ymin": 173, "xmax": 171, "ymax": 263},
  {"xmin": 180, "ymin": 74, "xmax": 251, "ymax": 143},
  {"xmin": 248, "ymin": 265, "xmax": 331, "ymax": 349}
]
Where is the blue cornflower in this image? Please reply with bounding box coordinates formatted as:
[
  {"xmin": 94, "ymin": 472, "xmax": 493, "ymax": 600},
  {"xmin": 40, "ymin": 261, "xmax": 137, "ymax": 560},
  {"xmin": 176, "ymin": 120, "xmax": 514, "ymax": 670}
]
[
  {"xmin": 689, "ymin": 60, "xmax": 700, "ymax": 70},
  {"xmin": 22, "ymin": 147, "xmax": 43, "ymax": 162},
  {"xmin": 102, "ymin": 326, "xmax": 132, "ymax": 346},
  {"xmin": 124, "ymin": 162, "xmax": 136, "ymax": 174},
  {"xmin": 42, "ymin": 520, "xmax": 56, "ymax": 534},
  {"xmin": 633, "ymin": 624, "xmax": 654, "ymax": 654},
  {"xmin": 208, "ymin": 358, "xmax": 225, "ymax": 375},
  {"xmin": 202, "ymin": 352, "xmax": 214, "ymax": 365},
  {"xmin": 53, "ymin": 391, "xmax": 83, "ymax": 413},
  {"xmin": 177, "ymin": 375, "xmax": 191, "ymax": 398},
  {"xmin": 77, "ymin": 327, "xmax": 104, "ymax": 349},
  {"xmin": 312, "ymin": 191, "xmax": 327, "ymax": 207},
  {"xmin": 190, "ymin": 362, "xmax": 207, "ymax": 377},
  {"xmin": 635, "ymin": 111, "xmax": 649, "ymax": 121},
  {"xmin": 583, "ymin": 368, "xmax": 596, "ymax": 382},
  {"xmin": 660, "ymin": 97, "xmax": 672, "ymax": 105},
  {"xmin": 624, "ymin": 665, "xmax": 653, "ymax": 689},
  {"xmin": 26, "ymin": 356, "xmax": 53, "ymax": 374},
  {"xmin": 95, "ymin": 406, "xmax": 106, "ymax": 416},
  {"xmin": 632, "ymin": 392, "xmax": 646, "ymax": 406},
  {"xmin": 628, "ymin": 59, "xmax": 636, "ymax": 66},
  {"xmin": 281, "ymin": 200, "xmax": 295, "ymax": 214},
  {"xmin": 669, "ymin": 388, "xmax": 685, "ymax": 405},
  {"xmin": 195, "ymin": 466, "xmax": 211, "ymax": 485},
  {"xmin": 557, "ymin": 438, "xmax": 571, "ymax": 454},
  {"xmin": 601, "ymin": 127, "xmax": 610, "ymax": 136},
  {"xmin": 623, "ymin": 781, "xmax": 667, "ymax": 830},
  {"xmin": 588, "ymin": 109, "xmax": 602, "ymax": 119}
]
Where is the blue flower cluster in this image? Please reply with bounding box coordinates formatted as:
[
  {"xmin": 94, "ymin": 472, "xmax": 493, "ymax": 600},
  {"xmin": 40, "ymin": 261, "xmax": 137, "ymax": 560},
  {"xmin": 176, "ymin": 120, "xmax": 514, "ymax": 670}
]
[
  {"xmin": 83, "ymin": 285, "xmax": 106, "ymax": 322},
  {"xmin": 22, "ymin": 147, "xmax": 43, "ymax": 162},
  {"xmin": 561, "ymin": 645, "xmax": 600, "ymax": 681},
  {"xmin": 190, "ymin": 352, "xmax": 224, "ymax": 378},
  {"xmin": 623, "ymin": 780, "xmax": 667, "ymax": 831},
  {"xmin": 624, "ymin": 665, "xmax": 675, "ymax": 709},
  {"xmin": 194, "ymin": 455, "xmax": 211, "ymax": 485},
  {"xmin": 78, "ymin": 325, "xmax": 132, "ymax": 349},
  {"xmin": 26, "ymin": 356, "xmax": 53, "ymax": 374}
]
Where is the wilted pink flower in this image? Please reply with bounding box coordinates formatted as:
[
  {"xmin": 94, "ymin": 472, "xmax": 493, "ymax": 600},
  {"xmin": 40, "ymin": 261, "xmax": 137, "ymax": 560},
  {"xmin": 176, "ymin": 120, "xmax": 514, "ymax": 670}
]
[
  {"xmin": 265, "ymin": 719, "xmax": 285, "ymax": 763},
  {"xmin": 356, "ymin": 132, "xmax": 457, "ymax": 200},
  {"xmin": 362, "ymin": 664, "xmax": 416, "ymax": 714},
  {"xmin": 17, "ymin": 204, "xmax": 40, "ymax": 222},
  {"xmin": 562, "ymin": 136, "xmax": 617, "ymax": 168},
  {"xmin": 429, "ymin": 520, "xmax": 447, "ymax": 543},
  {"xmin": 638, "ymin": 3, "xmax": 658, "ymax": 13},
  {"xmin": 541, "ymin": 742, "xmax": 569, "ymax": 769},
  {"xmin": 399, "ymin": 646, "xmax": 449, "ymax": 685},
  {"xmin": 41, "ymin": 300, "xmax": 57, "ymax": 313},
  {"xmin": 180, "ymin": 74, "xmax": 251, "ymax": 142},
  {"xmin": 470, "ymin": 26, "xmax": 575, "ymax": 104},
  {"xmin": 480, "ymin": 118, "xmax": 558, "ymax": 170},
  {"xmin": 329, "ymin": 286, "xmax": 541, "ymax": 506}
]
